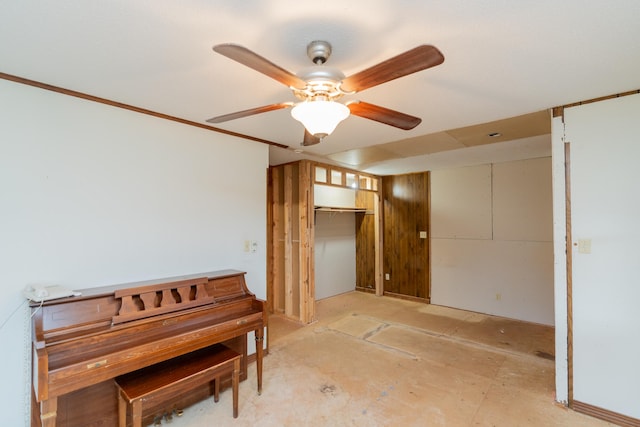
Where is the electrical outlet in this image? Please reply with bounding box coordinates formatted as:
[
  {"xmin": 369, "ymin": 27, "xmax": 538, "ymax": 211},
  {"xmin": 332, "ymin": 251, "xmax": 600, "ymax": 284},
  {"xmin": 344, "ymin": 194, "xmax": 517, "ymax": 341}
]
[
  {"xmin": 243, "ymin": 240, "xmax": 250, "ymax": 252},
  {"xmin": 385, "ymin": 273, "xmax": 390, "ymax": 280},
  {"xmin": 496, "ymin": 293, "xmax": 501, "ymax": 301}
]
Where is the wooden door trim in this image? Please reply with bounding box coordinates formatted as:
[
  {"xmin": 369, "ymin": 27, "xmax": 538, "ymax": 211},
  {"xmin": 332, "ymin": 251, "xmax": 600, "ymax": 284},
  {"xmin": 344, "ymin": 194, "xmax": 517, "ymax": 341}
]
[{"xmin": 564, "ymin": 142, "xmax": 574, "ymax": 404}]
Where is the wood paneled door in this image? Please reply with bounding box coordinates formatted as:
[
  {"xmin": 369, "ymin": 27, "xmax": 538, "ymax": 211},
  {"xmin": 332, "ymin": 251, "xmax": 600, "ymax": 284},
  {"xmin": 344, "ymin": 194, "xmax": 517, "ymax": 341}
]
[
  {"xmin": 381, "ymin": 172, "xmax": 430, "ymax": 301},
  {"xmin": 355, "ymin": 190, "xmax": 377, "ymax": 293}
]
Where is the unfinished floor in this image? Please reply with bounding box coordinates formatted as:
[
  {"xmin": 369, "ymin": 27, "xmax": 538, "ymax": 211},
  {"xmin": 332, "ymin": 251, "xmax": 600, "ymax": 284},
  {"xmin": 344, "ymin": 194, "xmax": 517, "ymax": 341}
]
[{"xmin": 158, "ymin": 291, "xmax": 612, "ymax": 426}]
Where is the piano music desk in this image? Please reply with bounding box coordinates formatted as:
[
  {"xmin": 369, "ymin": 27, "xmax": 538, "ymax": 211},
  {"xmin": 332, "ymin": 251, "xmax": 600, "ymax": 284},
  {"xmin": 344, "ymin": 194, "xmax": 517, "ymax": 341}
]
[{"xmin": 115, "ymin": 344, "xmax": 241, "ymax": 427}]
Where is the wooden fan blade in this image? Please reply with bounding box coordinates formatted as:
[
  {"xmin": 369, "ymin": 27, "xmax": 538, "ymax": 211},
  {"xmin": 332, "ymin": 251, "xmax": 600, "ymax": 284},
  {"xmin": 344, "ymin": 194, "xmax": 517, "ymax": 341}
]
[
  {"xmin": 214, "ymin": 43, "xmax": 306, "ymax": 89},
  {"xmin": 341, "ymin": 45, "xmax": 444, "ymax": 93},
  {"xmin": 206, "ymin": 102, "xmax": 293, "ymax": 123},
  {"xmin": 302, "ymin": 129, "xmax": 321, "ymax": 146},
  {"xmin": 347, "ymin": 101, "xmax": 422, "ymax": 130}
]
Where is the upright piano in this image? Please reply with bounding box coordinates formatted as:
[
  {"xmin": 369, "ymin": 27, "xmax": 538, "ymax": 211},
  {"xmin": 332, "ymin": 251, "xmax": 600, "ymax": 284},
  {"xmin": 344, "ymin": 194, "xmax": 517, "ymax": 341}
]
[{"xmin": 30, "ymin": 270, "xmax": 266, "ymax": 426}]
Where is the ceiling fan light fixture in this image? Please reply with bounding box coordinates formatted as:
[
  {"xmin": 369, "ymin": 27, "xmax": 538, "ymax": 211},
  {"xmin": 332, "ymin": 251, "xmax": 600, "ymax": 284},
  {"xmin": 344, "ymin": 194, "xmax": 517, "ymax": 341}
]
[{"xmin": 291, "ymin": 100, "xmax": 350, "ymax": 138}]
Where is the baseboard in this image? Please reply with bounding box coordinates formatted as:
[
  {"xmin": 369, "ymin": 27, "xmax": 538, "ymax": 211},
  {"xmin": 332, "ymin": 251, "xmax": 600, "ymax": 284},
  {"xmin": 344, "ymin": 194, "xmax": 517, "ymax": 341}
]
[
  {"xmin": 383, "ymin": 291, "xmax": 430, "ymax": 304},
  {"xmin": 355, "ymin": 286, "xmax": 375, "ymax": 294},
  {"xmin": 572, "ymin": 400, "xmax": 640, "ymax": 427}
]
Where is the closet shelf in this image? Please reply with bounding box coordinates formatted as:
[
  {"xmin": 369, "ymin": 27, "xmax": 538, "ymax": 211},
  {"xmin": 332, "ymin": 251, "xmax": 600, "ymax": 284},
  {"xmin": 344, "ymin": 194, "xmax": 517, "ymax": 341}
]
[{"xmin": 314, "ymin": 206, "xmax": 373, "ymax": 214}]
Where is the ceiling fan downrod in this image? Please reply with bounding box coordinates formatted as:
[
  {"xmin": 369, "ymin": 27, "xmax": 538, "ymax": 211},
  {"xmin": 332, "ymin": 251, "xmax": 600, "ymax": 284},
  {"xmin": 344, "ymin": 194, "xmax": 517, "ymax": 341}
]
[{"xmin": 306, "ymin": 40, "xmax": 332, "ymax": 65}]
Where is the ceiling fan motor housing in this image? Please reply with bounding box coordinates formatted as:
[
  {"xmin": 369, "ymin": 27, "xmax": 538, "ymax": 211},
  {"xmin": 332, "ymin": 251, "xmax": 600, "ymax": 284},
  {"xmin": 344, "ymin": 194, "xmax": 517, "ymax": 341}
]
[{"xmin": 293, "ymin": 66, "xmax": 345, "ymax": 101}]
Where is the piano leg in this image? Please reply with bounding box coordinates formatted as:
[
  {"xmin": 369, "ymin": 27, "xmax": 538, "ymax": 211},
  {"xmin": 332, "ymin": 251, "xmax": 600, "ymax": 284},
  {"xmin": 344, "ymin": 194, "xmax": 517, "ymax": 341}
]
[
  {"xmin": 233, "ymin": 357, "xmax": 240, "ymax": 418},
  {"xmin": 39, "ymin": 398, "xmax": 57, "ymax": 427},
  {"xmin": 255, "ymin": 328, "xmax": 264, "ymax": 395}
]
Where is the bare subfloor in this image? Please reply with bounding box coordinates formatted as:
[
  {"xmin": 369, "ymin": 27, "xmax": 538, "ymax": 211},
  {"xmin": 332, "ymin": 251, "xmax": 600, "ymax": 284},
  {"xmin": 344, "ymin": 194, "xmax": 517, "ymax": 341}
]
[{"xmin": 161, "ymin": 291, "xmax": 612, "ymax": 426}]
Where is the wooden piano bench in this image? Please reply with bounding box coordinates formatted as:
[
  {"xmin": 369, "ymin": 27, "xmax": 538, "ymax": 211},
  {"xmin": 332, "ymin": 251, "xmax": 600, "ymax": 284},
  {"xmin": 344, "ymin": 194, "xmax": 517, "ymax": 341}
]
[{"xmin": 114, "ymin": 344, "xmax": 241, "ymax": 427}]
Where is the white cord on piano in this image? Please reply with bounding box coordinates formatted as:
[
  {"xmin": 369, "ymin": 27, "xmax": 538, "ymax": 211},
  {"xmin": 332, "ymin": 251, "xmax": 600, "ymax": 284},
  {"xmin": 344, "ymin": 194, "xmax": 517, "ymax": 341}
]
[{"xmin": 30, "ymin": 299, "xmax": 45, "ymax": 319}]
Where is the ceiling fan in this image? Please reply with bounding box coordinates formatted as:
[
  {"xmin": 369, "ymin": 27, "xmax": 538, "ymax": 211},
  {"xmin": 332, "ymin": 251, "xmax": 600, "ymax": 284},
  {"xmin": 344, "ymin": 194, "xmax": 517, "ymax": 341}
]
[{"xmin": 206, "ymin": 41, "xmax": 444, "ymax": 146}]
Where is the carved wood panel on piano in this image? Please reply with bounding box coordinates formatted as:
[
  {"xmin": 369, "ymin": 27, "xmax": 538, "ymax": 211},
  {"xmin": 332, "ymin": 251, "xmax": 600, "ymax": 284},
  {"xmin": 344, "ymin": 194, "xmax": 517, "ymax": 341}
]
[{"xmin": 30, "ymin": 270, "xmax": 266, "ymax": 427}]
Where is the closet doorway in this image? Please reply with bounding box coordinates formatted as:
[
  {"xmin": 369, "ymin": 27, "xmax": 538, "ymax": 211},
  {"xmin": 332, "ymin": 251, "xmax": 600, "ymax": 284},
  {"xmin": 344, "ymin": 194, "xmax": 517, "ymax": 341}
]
[{"xmin": 267, "ymin": 161, "xmax": 381, "ymax": 324}]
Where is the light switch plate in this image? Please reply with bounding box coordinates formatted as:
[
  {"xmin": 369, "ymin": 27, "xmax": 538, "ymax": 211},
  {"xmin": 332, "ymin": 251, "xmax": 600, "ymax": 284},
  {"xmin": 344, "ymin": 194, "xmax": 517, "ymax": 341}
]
[{"xmin": 578, "ymin": 239, "xmax": 592, "ymax": 254}]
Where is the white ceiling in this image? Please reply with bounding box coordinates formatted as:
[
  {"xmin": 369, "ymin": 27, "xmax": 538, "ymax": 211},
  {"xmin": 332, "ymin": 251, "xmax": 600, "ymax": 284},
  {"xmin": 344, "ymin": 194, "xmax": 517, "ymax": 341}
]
[{"xmin": 2, "ymin": 1, "xmax": 639, "ymax": 175}]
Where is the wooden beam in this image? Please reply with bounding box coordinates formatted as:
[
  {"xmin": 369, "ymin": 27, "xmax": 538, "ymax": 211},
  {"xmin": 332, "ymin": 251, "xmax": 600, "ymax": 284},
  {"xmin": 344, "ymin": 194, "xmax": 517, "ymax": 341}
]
[
  {"xmin": 298, "ymin": 161, "xmax": 315, "ymax": 323},
  {"xmin": 266, "ymin": 168, "xmax": 275, "ymax": 314},
  {"xmin": 283, "ymin": 165, "xmax": 294, "ymax": 318}
]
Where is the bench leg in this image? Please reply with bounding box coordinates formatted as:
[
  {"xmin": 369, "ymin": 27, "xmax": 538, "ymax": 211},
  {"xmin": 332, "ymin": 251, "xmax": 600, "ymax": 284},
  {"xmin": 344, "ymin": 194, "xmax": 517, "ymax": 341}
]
[
  {"xmin": 117, "ymin": 391, "xmax": 127, "ymax": 427},
  {"xmin": 131, "ymin": 399, "xmax": 143, "ymax": 427},
  {"xmin": 214, "ymin": 376, "xmax": 220, "ymax": 403},
  {"xmin": 233, "ymin": 358, "xmax": 239, "ymax": 418}
]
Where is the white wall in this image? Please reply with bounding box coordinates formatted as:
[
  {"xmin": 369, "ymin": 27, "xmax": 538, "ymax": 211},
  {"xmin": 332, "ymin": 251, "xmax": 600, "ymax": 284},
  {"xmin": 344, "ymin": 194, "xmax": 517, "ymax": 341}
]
[
  {"xmin": 562, "ymin": 93, "xmax": 640, "ymax": 419},
  {"xmin": 0, "ymin": 79, "xmax": 268, "ymax": 426},
  {"xmin": 314, "ymin": 184, "xmax": 357, "ymax": 208},
  {"xmin": 430, "ymin": 156, "xmax": 554, "ymax": 325},
  {"xmin": 313, "ymin": 185, "xmax": 358, "ymax": 299},
  {"xmin": 314, "ymin": 211, "xmax": 357, "ymax": 300}
]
